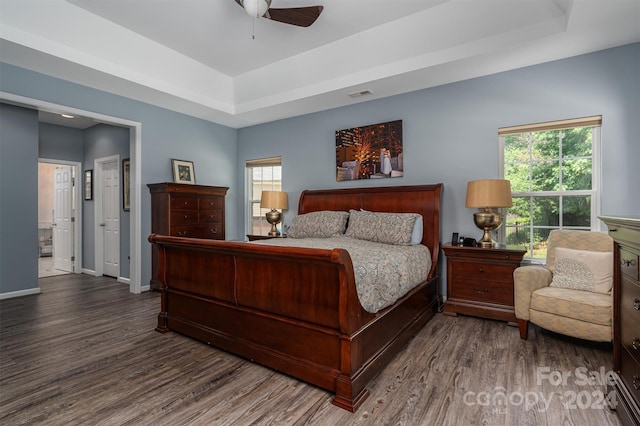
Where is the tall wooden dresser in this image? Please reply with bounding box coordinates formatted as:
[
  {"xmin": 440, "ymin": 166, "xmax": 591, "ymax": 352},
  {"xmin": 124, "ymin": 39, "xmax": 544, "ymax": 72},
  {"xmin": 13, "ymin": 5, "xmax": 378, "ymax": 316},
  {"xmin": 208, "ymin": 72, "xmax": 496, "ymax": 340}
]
[
  {"xmin": 600, "ymin": 216, "xmax": 640, "ymax": 426},
  {"xmin": 148, "ymin": 183, "xmax": 228, "ymax": 289}
]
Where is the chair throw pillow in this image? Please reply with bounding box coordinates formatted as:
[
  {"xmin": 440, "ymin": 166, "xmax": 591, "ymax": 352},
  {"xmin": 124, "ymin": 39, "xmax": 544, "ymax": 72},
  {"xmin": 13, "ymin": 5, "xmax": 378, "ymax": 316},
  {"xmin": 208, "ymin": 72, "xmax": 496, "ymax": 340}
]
[{"xmin": 549, "ymin": 247, "xmax": 613, "ymax": 294}]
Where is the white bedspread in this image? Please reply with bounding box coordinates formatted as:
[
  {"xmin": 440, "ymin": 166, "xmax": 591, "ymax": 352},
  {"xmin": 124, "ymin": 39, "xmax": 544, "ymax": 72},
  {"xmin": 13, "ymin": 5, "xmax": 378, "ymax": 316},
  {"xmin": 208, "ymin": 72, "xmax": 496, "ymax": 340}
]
[{"xmin": 251, "ymin": 236, "xmax": 431, "ymax": 313}]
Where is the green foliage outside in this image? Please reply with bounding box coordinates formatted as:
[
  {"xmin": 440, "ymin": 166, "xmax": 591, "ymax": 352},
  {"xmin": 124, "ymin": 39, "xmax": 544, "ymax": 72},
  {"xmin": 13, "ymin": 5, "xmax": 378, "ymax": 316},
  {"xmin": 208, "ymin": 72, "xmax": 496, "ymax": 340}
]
[{"xmin": 503, "ymin": 127, "xmax": 593, "ymax": 258}]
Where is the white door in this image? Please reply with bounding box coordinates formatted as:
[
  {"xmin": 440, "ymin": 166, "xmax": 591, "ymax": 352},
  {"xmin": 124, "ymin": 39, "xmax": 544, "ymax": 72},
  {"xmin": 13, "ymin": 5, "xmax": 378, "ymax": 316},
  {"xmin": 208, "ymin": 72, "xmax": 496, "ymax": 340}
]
[
  {"xmin": 53, "ymin": 166, "xmax": 74, "ymax": 272},
  {"xmin": 101, "ymin": 160, "xmax": 120, "ymax": 278}
]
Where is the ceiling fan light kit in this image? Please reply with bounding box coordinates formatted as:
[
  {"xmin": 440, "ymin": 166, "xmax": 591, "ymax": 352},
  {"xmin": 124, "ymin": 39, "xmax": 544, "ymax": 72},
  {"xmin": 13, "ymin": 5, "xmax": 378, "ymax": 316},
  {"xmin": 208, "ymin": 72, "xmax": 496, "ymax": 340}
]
[
  {"xmin": 235, "ymin": 0, "xmax": 323, "ymax": 27},
  {"xmin": 243, "ymin": 0, "xmax": 271, "ymax": 19}
]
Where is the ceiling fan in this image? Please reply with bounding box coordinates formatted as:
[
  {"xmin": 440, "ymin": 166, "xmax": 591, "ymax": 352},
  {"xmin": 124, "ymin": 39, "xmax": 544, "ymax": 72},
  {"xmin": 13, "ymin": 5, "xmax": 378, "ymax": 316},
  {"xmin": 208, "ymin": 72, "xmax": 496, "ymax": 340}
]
[{"xmin": 235, "ymin": 0, "xmax": 323, "ymax": 27}]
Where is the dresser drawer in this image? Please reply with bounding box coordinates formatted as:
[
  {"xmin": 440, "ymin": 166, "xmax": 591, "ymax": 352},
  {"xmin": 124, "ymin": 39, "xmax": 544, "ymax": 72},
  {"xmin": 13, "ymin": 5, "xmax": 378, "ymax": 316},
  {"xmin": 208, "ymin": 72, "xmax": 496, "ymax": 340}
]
[
  {"xmin": 191, "ymin": 224, "xmax": 223, "ymax": 239},
  {"xmin": 450, "ymin": 277, "xmax": 513, "ymax": 306},
  {"xmin": 620, "ymin": 249, "xmax": 640, "ymax": 282},
  {"xmin": 170, "ymin": 210, "xmax": 198, "ymax": 226},
  {"xmin": 171, "ymin": 196, "xmax": 198, "ymax": 210},
  {"xmin": 621, "ymin": 311, "xmax": 640, "ymax": 365},
  {"xmin": 622, "ymin": 277, "xmax": 640, "ymax": 318},
  {"xmin": 620, "ymin": 348, "xmax": 640, "ymax": 403},
  {"xmin": 451, "ymin": 261, "xmax": 516, "ymax": 283},
  {"xmin": 199, "ymin": 197, "xmax": 223, "ymax": 210},
  {"xmin": 199, "ymin": 210, "xmax": 223, "ymax": 224}
]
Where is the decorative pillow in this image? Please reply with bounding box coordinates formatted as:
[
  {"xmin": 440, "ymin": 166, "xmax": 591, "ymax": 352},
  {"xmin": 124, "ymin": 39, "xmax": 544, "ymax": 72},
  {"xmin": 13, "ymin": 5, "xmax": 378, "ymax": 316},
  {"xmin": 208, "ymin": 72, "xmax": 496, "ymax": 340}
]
[
  {"xmin": 360, "ymin": 209, "xmax": 423, "ymax": 245},
  {"xmin": 345, "ymin": 209, "xmax": 419, "ymax": 246},
  {"xmin": 549, "ymin": 247, "xmax": 613, "ymax": 294},
  {"xmin": 286, "ymin": 210, "xmax": 349, "ymax": 238}
]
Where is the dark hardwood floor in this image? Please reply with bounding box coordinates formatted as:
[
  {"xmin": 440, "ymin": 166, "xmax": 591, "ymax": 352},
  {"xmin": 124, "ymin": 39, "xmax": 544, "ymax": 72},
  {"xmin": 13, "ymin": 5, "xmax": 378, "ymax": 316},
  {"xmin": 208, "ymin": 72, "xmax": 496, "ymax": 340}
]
[{"xmin": 0, "ymin": 274, "xmax": 621, "ymax": 425}]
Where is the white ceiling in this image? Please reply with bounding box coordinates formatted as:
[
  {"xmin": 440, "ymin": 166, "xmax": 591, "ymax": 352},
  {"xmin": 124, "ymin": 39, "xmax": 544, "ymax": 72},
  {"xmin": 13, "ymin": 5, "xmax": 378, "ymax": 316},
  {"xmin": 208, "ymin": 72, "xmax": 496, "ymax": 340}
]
[{"xmin": 1, "ymin": 0, "xmax": 639, "ymax": 129}]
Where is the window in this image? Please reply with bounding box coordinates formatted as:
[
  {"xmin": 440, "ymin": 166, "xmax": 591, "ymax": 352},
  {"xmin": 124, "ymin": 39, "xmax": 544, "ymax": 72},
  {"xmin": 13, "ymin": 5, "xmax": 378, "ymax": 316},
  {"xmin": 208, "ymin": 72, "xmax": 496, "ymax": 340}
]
[
  {"xmin": 246, "ymin": 157, "xmax": 282, "ymax": 236},
  {"xmin": 499, "ymin": 116, "xmax": 601, "ymax": 261}
]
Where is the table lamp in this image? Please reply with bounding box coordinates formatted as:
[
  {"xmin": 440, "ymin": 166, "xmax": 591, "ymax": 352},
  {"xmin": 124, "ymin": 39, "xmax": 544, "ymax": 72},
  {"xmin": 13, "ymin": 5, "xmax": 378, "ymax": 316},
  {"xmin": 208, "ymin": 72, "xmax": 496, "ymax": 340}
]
[
  {"xmin": 260, "ymin": 190, "xmax": 288, "ymax": 236},
  {"xmin": 465, "ymin": 179, "xmax": 512, "ymax": 248}
]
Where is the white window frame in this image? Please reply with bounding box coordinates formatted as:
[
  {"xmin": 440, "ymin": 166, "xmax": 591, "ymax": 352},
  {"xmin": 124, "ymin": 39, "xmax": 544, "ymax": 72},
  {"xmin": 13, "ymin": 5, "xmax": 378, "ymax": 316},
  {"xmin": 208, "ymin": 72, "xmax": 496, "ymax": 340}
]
[
  {"xmin": 246, "ymin": 157, "xmax": 282, "ymax": 237},
  {"xmin": 499, "ymin": 116, "xmax": 602, "ymax": 261}
]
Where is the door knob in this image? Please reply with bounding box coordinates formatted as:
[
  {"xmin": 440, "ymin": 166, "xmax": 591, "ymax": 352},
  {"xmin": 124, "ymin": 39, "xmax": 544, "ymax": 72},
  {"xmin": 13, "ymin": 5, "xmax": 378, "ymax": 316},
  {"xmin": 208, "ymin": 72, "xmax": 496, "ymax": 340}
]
[{"xmin": 99, "ymin": 223, "xmax": 106, "ymax": 227}]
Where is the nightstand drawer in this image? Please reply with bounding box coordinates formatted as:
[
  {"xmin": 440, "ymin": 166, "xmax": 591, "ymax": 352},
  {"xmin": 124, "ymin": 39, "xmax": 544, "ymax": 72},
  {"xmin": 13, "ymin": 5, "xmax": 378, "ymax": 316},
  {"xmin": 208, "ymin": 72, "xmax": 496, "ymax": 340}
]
[
  {"xmin": 451, "ymin": 261, "xmax": 516, "ymax": 282},
  {"xmin": 450, "ymin": 277, "xmax": 513, "ymax": 306}
]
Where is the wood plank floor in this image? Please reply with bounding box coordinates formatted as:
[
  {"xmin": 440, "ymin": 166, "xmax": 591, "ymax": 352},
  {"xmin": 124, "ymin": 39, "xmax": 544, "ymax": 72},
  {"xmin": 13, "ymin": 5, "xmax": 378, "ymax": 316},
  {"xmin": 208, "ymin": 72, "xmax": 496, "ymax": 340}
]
[{"xmin": 0, "ymin": 274, "xmax": 622, "ymax": 425}]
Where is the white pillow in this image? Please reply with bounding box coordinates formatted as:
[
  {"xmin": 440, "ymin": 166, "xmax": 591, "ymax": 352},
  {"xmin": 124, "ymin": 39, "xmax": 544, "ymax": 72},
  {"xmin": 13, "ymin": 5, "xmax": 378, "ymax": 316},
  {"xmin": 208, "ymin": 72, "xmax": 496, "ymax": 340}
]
[
  {"xmin": 550, "ymin": 247, "xmax": 613, "ymax": 294},
  {"xmin": 411, "ymin": 215, "xmax": 423, "ymax": 245}
]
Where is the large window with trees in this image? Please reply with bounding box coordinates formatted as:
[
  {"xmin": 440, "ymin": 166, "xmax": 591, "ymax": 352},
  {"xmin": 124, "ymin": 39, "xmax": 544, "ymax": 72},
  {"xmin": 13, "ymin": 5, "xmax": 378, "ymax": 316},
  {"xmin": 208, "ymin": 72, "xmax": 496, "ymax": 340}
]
[
  {"xmin": 246, "ymin": 157, "xmax": 282, "ymax": 236},
  {"xmin": 499, "ymin": 116, "xmax": 601, "ymax": 261}
]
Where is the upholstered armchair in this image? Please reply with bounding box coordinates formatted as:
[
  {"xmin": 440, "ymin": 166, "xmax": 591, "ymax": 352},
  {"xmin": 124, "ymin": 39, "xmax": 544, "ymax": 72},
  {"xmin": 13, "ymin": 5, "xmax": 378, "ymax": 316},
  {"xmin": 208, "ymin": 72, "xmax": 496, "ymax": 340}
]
[{"xmin": 514, "ymin": 230, "xmax": 614, "ymax": 342}]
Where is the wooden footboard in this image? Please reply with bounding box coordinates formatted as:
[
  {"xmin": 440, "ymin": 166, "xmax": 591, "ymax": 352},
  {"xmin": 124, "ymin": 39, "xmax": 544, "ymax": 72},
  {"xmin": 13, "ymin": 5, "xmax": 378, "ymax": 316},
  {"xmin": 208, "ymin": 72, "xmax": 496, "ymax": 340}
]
[{"xmin": 149, "ymin": 184, "xmax": 442, "ymax": 411}]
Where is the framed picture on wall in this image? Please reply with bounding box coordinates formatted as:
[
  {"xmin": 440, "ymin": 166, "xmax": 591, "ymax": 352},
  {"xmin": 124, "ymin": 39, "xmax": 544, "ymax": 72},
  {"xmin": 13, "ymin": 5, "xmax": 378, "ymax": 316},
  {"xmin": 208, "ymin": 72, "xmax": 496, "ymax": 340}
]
[
  {"xmin": 335, "ymin": 119, "xmax": 403, "ymax": 181},
  {"xmin": 171, "ymin": 159, "xmax": 196, "ymax": 184},
  {"xmin": 122, "ymin": 158, "xmax": 130, "ymax": 211},
  {"xmin": 84, "ymin": 169, "xmax": 93, "ymax": 200}
]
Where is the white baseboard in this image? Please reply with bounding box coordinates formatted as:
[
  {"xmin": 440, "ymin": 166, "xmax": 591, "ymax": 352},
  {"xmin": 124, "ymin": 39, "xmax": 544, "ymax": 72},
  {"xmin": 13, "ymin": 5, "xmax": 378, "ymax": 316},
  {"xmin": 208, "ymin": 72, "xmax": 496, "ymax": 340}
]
[
  {"xmin": 0, "ymin": 287, "xmax": 41, "ymax": 300},
  {"xmin": 140, "ymin": 284, "xmax": 151, "ymax": 292},
  {"xmin": 117, "ymin": 276, "xmax": 130, "ymax": 285},
  {"xmin": 81, "ymin": 268, "xmax": 96, "ymax": 275}
]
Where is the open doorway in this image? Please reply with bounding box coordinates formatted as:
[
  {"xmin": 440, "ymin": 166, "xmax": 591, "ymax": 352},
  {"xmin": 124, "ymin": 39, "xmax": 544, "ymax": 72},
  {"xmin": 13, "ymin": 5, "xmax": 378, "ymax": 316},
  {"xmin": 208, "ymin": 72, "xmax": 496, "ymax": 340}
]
[{"xmin": 38, "ymin": 160, "xmax": 81, "ymax": 278}]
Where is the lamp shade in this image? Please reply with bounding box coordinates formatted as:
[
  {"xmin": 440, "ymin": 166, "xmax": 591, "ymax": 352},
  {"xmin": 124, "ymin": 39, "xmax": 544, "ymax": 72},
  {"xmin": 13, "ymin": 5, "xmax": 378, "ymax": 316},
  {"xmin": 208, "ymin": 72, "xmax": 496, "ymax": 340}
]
[
  {"xmin": 465, "ymin": 179, "xmax": 513, "ymax": 208},
  {"xmin": 260, "ymin": 190, "xmax": 288, "ymax": 210}
]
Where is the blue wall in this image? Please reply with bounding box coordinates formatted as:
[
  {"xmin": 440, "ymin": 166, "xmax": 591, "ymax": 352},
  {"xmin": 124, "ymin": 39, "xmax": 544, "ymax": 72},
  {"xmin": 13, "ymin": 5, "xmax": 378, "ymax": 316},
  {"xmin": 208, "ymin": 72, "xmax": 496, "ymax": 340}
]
[
  {"xmin": 237, "ymin": 43, "xmax": 640, "ymax": 243},
  {"xmin": 1, "ymin": 43, "xmax": 638, "ymax": 297},
  {"xmin": 1, "ymin": 65, "xmax": 238, "ymax": 294},
  {"xmin": 0, "ymin": 104, "xmax": 39, "ymax": 294}
]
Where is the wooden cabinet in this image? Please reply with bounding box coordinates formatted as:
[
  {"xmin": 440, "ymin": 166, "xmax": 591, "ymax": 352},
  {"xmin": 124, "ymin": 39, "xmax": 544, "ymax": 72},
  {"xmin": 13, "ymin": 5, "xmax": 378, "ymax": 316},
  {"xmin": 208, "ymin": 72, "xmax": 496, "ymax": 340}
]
[
  {"xmin": 442, "ymin": 245, "xmax": 526, "ymax": 323},
  {"xmin": 600, "ymin": 216, "xmax": 640, "ymax": 426},
  {"xmin": 148, "ymin": 183, "xmax": 228, "ymax": 289}
]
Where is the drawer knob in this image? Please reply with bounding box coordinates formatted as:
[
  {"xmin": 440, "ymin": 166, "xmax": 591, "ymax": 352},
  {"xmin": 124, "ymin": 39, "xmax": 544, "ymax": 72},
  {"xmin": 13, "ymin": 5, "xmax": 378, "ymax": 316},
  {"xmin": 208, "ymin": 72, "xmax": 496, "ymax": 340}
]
[
  {"xmin": 184, "ymin": 215, "xmax": 189, "ymax": 219},
  {"xmin": 634, "ymin": 298, "xmax": 640, "ymax": 311},
  {"xmin": 474, "ymin": 287, "xmax": 489, "ymax": 294},
  {"xmin": 478, "ymin": 268, "xmax": 484, "ymax": 273},
  {"xmin": 633, "ymin": 336, "xmax": 640, "ymax": 351},
  {"xmin": 177, "ymin": 231, "xmax": 187, "ymax": 236},
  {"xmin": 634, "ymin": 375, "xmax": 640, "ymax": 391},
  {"xmin": 622, "ymin": 259, "xmax": 633, "ymax": 267},
  {"xmin": 209, "ymin": 228, "xmax": 218, "ymax": 234}
]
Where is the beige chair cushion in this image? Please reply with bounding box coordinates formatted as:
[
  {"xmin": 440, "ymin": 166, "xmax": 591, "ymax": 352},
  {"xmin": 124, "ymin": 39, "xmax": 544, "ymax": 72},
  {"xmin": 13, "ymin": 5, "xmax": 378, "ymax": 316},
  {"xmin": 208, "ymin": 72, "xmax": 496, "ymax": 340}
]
[
  {"xmin": 530, "ymin": 286, "xmax": 612, "ymax": 326},
  {"xmin": 529, "ymin": 311, "xmax": 612, "ymax": 342},
  {"xmin": 546, "ymin": 230, "xmax": 613, "ymax": 273}
]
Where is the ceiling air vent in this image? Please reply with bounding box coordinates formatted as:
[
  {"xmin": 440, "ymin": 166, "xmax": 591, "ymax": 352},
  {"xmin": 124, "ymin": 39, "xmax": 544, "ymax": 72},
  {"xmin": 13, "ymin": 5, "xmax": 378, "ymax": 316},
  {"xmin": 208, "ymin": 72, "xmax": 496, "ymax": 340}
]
[{"xmin": 348, "ymin": 89, "xmax": 374, "ymax": 98}]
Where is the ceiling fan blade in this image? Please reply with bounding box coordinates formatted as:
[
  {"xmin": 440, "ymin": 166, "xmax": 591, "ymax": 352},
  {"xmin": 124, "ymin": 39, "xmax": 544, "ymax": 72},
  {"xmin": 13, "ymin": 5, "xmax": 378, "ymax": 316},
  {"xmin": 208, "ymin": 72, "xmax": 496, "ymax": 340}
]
[{"xmin": 266, "ymin": 6, "xmax": 323, "ymax": 27}]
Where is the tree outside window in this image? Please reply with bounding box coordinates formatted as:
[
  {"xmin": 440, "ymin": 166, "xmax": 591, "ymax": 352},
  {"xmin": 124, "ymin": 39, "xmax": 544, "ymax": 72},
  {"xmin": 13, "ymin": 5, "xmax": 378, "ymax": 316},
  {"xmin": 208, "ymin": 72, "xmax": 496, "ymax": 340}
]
[{"xmin": 500, "ymin": 117, "xmax": 601, "ymax": 261}]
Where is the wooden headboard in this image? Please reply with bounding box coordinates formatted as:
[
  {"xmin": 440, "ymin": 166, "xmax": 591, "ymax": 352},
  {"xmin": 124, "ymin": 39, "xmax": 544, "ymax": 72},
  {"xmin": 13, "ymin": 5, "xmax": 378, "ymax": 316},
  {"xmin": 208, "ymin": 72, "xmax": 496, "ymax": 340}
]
[{"xmin": 298, "ymin": 184, "xmax": 443, "ymax": 280}]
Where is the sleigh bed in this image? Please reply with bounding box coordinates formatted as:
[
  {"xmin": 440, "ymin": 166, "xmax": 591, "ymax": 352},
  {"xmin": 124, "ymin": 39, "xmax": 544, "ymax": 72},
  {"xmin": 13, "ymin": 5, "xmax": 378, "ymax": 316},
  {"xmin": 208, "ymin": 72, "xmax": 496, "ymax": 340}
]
[{"xmin": 148, "ymin": 184, "xmax": 442, "ymax": 411}]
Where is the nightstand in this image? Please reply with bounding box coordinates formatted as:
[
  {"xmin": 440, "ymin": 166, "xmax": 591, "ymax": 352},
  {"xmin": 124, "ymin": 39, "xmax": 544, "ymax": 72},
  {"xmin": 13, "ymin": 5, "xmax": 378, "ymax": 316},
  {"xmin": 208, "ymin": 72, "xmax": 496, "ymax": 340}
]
[
  {"xmin": 247, "ymin": 234, "xmax": 286, "ymax": 241},
  {"xmin": 441, "ymin": 244, "xmax": 526, "ymax": 323}
]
